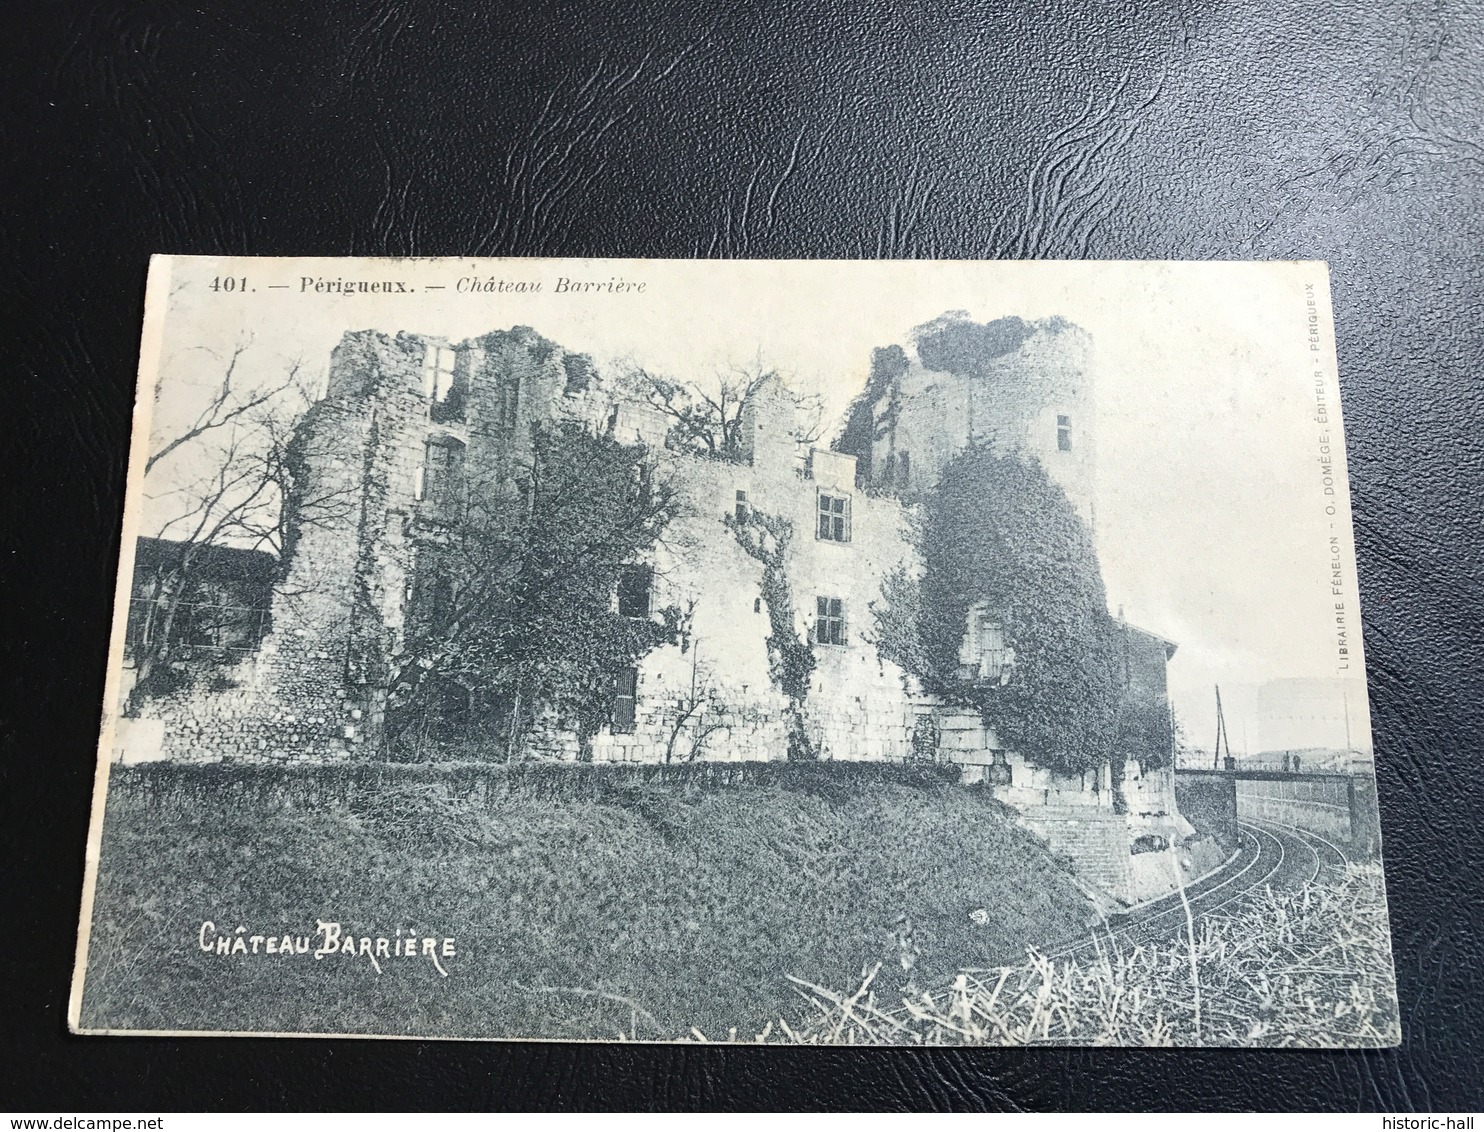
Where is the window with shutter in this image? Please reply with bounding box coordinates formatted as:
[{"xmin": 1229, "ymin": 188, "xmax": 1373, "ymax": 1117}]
[
  {"xmin": 612, "ymin": 668, "xmax": 638, "ymax": 733},
  {"xmin": 973, "ymin": 609, "xmax": 1014, "ymax": 683}
]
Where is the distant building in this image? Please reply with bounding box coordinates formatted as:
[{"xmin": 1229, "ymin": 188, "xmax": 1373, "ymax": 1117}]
[
  {"xmin": 122, "ymin": 536, "xmax": 276, "ymax": 676},
  {"xmin": 1254, "ymin": 677, "xmax": 1372, "ymax": 758}
]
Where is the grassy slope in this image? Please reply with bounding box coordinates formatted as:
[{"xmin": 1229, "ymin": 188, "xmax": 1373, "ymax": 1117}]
[{"xmin": 80, "ymin": 773, "xmax": 1093, "ymax": 1039}]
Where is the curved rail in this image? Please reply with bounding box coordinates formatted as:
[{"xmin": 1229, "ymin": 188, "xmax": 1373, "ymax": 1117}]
[
  {"xmin": 1041, "ymin": 816, "xmax": 1356, "ymax": 961},
  {"xmin": 1243, "ymin": 813, "xmax": 1352, "ymax": 882}
]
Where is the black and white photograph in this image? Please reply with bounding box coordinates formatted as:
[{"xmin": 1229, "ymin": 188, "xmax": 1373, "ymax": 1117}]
[{"xmin": 70, "ymin": 255, "xmax": 1398, "ymax": 1047}]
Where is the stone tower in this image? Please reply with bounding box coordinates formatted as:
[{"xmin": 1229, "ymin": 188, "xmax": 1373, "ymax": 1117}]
[
  {"xmin": 838, "ymin": 312, "xmax": 1097, "ymax": 529},
  {"xmin": 268, "ymin": 324, "xmax": 613, "ymax": 751}
]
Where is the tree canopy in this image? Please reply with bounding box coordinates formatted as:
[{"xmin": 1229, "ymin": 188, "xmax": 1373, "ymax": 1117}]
[{"xmin": 385, "ymin": 420, "xmax": 680, "ymax": 759}]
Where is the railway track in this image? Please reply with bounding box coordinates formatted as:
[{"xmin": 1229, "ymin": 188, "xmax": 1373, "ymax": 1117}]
[{"xmin": 1042, "ymin": 816, "xmax": 1354, "ymax": 962}]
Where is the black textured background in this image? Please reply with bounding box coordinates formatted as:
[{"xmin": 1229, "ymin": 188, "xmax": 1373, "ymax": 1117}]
[{"xmin": 3, "ymin": 0, "xmax": 1482, "ymax": 1111}]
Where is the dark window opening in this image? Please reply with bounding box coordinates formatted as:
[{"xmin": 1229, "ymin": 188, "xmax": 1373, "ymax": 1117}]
[
  {"xmin": 429, "ymin": 572, "xmax": 455, "ymax": 626},
  {"xmin": 1057, "ymin": 414, "xmax": 1073, "ymax": 451},
  {"xmin": 898, "ymin": 451, "xmax": 911, "ymax": 489},
  {"xmin": 418, "ymin": 437, "xmax": 466, "ymax": 524},
  {"xmin": 426, "ymin": 676, "xmax": 472, "ymax": 739},
  {"xmin": 612, "ymin": 667, "xmax": 638, "ymax": 733},
  {"xmin": 630, "ymin": 462, "xmax": 653, "ymax": 505},
  {"xmin": 562, "ymin": 352, "xmax": 596, "ymax": 394},
  {"xmin": 817, "ymin": 492, "xmax": 850, "ymax": 542},
  {"xmin": 815, "ymin": 596, "xmax": 846, "ymax": 646},
  {"xmin": 618, "ymin": 564, "xmax": 653, "ymax": 619},
  {"xmin": 734, "ymin": 489, "xmax": 748, "ymax": 523},
  {"xmin": 497, "ymin": 373, "xmax": 520, "ymax": 432},
  {"xmin": 410, "ymin": 560, "xmax": 457, "ymax": 630}
]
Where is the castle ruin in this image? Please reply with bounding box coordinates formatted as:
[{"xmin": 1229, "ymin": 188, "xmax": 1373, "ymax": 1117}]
[{"xmin": 118, "ymin": 312, "xmax": 1195, "ymax": 903}]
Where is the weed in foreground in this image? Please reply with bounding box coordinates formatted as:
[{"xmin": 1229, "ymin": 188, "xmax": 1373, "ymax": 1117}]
[{"xmin": 716, "ymin": 865, "xmax": 1398, "ymax": 1047}]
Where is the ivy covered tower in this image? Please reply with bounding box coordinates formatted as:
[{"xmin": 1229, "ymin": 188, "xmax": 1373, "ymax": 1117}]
[{"xmin": 837, "ymin": 313, "xmax": 1096, "ymax": 530}]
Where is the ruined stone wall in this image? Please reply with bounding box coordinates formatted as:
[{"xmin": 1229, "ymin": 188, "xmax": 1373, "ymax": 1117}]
[
  {"xmin": 1122, "ymin": 761, "xmax": 1183, "ymax": 840},
  {"xmin": 127, "ymin": 326, "xmax": 592, "ymax": 763},
  {"xmin": 983, "ymin": 749, "xmax": 1116, "ymax": 810},
  {"xmin": 129, "ymin": 308, "xmax": 1180, "ymax": 913},
  {"xmin": 133, "ymin": 381, "xmax": 379, "ymax": 763},
  {"xmin": 584, "ymin": 384, "xmax": 926, "ymax": 764},
  {"xmin": 851, "ymin": 317, "xmax": 1097, "ymax": 528}
]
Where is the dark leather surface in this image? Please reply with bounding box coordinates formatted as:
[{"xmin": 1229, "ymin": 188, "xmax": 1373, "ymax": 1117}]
[{"xmin": 3, "ymin": 0, "xmax": 1481, "ymax": 1111}]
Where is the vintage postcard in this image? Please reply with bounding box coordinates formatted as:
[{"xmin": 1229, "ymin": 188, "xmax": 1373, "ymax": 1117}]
[{"xmin": 70, "ymin": 256, "xmax": 1398, "ymax": 1045}]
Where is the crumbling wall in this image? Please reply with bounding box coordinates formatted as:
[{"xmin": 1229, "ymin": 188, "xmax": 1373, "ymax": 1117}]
[
  {"xmin": 843, "ymin": 316, "xmax": 1097, "ymax": 528},
  {"xmin": 127, "ymin": 317, "xmax": 1173, "ymax": 825},
  {"xmin": 569, "ymin": 385, "xmax": 925, "ymax": 765},
  {"xmin": 127, "ymin": 332, "xmax": 425, "ymax": 763}
]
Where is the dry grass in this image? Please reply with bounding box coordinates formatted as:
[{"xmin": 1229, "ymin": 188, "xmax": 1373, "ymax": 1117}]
[{"xmin": 735, "ymin": 864, "xmax": 1399, "ymax": 1047}]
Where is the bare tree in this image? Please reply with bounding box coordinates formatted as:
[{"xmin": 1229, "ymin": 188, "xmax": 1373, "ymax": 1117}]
[
  {"xmin": 145, "ymin": 338, "xmax": 292, "ymax": 476},
  {"xmin": 126, "ymin": 342, "xmax": 341, "ymax": 708},
  {"xmin": 622, "ymin": 357, "xmax": 825, "ymax": 462},
  {"xmin": 661, "ymin": 644, "xmax": 731, "ymax": 763}
]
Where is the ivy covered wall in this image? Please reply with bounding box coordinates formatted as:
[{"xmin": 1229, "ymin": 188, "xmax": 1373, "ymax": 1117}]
[{"xmin": 874, "ymin": 445, "xmax": 1126, "ymax": 776}]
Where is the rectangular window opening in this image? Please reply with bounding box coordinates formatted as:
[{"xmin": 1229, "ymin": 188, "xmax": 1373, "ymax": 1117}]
[
  {"xmin": 618, "ymin": 564, "xmax": 653, "ymax": 619},
  {"xmin": 1057, "ymin": 414, "xmax": 1073, "ymax": 451},
  {"xmin": 423, "ymin": 345, "xmax": 457, "ymax": 400},
  {"xmin": 975, "ymin": 612, "xmax": 1013, "ymax": 682},
  {"xmin": 631, "ymin": 462, "xmax": 653, "ymax": 505},
  {"xmin": 817, "ymin": 492, "xmax": 851, "ymax": 542},
  {"xmin": 420, "ymin": 437, "xmax": 467, "ymax": 522},
  {"xmin": 815, "ymin": 595, "xmax": 846, "ymax": 646},
  {"xmin": 734, "ymin": 489, "xmax": 748, "ymax": 523},
  {"xmin": 498, "ymin": 374, "xmax": 520, "ymax": 432}
]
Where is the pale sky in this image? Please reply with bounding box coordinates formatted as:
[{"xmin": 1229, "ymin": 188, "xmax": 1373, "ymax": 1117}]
[{"xmin": 141, "ymin": 256, "xmax": 1370, "ymax": 749}]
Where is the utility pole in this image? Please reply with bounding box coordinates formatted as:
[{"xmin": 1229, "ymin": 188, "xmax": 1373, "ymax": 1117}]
[
  {"xmin": 1213, "ymin": 684, "xmax": 1232, "ymax": 770},
  {"xmin": 1343, "ymin": 686, "xmax": 1353, "ymax": 756}
]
